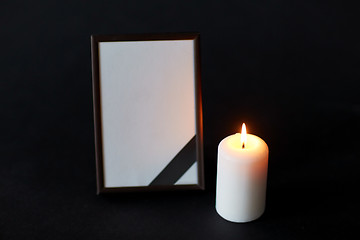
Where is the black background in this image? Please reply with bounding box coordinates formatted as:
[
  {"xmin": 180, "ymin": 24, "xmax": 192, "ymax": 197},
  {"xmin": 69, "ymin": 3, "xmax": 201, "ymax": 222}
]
[{"xmin": 1, "ymin": 0, "xmax": 360, "ymax": 239}]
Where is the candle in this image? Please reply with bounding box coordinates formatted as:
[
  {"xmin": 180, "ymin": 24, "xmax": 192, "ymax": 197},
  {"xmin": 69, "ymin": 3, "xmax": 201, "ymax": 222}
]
[{"xmin": 215, "ymin": 123, "xmax": 269, "ymax": 223}]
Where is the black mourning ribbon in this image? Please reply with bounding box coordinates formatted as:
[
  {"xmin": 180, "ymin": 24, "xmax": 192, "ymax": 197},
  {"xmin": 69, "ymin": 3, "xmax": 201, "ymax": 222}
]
[{"xmin": 149, "ymin": 136, "xmax": 197, "ymax": 186}]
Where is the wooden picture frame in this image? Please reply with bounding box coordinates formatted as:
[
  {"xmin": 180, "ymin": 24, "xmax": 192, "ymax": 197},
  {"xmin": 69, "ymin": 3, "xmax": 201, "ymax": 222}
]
[{"xmin": 91, "ymin": 33, "xmax": 204, "ymax": 194}]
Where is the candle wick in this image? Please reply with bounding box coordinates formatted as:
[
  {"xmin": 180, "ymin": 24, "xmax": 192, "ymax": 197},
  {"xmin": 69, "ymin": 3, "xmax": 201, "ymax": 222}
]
[{"xmin": 242, "ymin": 143, "xmax": 245, "ymax": 149}]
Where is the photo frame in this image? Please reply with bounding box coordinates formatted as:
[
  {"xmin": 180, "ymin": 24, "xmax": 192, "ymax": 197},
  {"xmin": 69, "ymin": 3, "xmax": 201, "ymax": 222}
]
[{"xmin": 91, "ymin": 33, "xmax": 204, "ymax": 193}]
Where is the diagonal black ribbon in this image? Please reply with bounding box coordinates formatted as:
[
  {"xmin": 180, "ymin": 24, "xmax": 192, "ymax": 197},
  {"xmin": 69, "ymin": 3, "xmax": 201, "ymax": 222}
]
[{"xmin": 149, "ymin": 135, "xmax": 197, "ymax": 186}]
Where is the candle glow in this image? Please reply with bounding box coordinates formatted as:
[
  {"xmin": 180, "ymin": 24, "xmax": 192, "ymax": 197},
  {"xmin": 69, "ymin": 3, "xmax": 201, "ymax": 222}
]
[{"xmin": 240, "ymin": 123, "xmax": 247, "ymax": 149}]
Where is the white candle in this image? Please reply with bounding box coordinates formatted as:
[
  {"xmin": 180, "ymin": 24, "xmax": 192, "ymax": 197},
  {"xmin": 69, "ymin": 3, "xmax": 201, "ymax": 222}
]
[{"xmin": 216, "ymin": 123, "xmax": 269, "ymax": 223}]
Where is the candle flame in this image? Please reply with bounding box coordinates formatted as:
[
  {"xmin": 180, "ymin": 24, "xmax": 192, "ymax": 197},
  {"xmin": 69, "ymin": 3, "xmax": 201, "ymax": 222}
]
[{"xmin": 240, "ymin": 123, "xmax": 247, "ymax": 149}]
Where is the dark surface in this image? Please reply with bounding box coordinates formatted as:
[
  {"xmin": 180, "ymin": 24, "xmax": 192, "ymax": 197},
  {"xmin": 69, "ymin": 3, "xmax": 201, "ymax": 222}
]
[{"xmin": 1, "ymin": 0, "xmax": 359, "ymax": 239}]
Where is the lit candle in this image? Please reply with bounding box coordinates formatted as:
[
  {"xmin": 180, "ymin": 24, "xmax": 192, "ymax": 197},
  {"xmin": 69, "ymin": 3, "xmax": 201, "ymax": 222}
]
[{"xmin": 215, "ymin": 123, "xmax": 269, "ymax": 223}]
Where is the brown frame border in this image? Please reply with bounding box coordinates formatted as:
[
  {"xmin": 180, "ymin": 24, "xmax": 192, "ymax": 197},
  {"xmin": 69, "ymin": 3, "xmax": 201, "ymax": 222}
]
[{"xmin": 91, "ymin": 33, "xmax": 204, "ymax": 194}]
